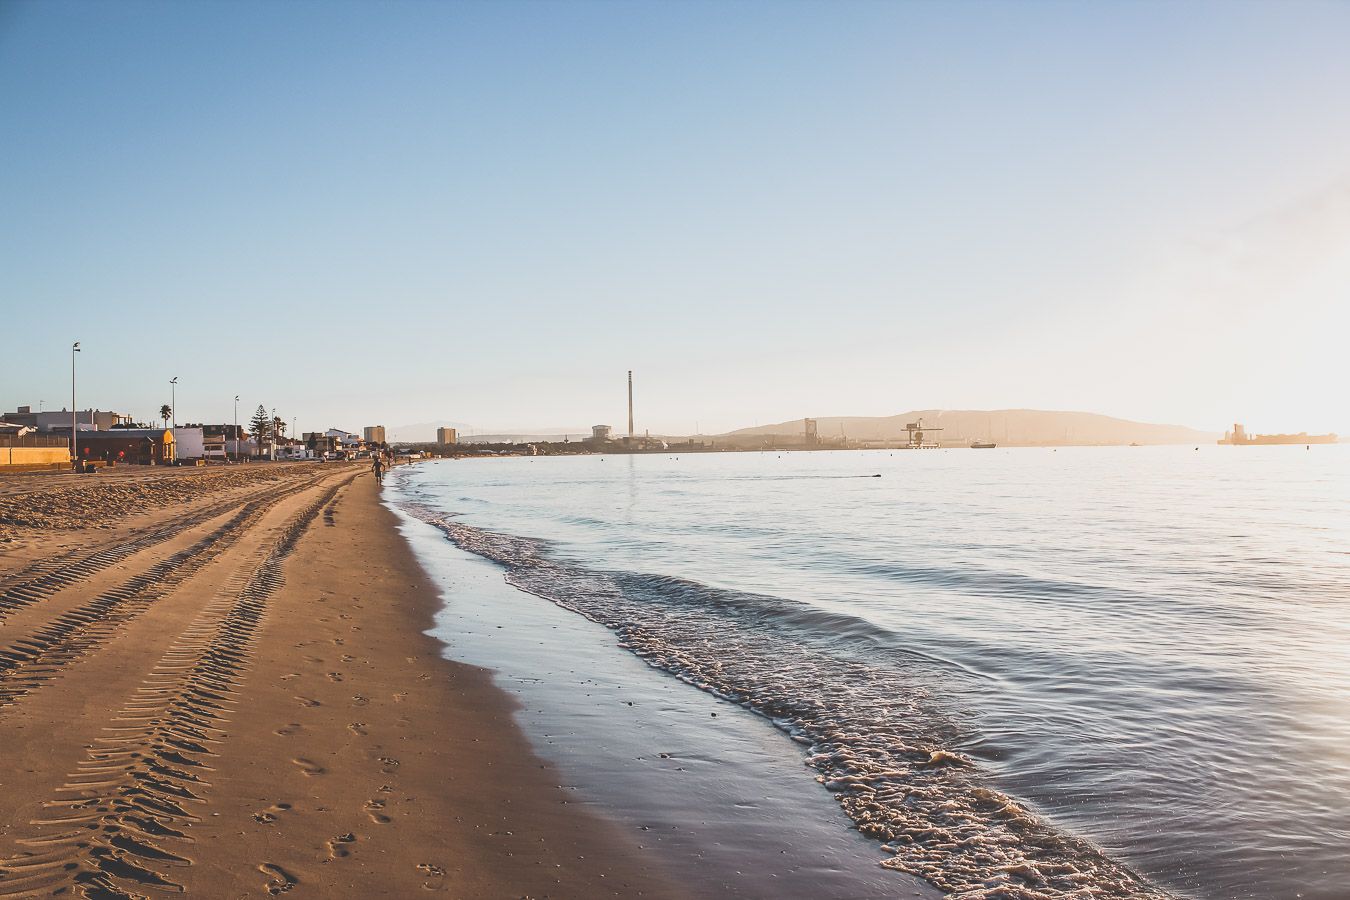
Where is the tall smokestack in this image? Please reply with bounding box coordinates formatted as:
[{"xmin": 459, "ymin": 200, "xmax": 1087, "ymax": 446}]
[{"xmin": 627, "ymin": 370, "xmax": 634, "ymax": 439}]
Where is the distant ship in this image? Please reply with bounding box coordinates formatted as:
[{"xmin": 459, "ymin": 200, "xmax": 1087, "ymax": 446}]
[
  {"xmin": 970, "ymin": 440, "xmax": 997, "ymax": 449},
  {"xmin": 1218, "ymin": 423, "xmax": 1338, "ymax": 446}
]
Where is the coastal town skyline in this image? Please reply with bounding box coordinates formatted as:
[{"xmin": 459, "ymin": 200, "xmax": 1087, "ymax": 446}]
[{"xmin": 4, "ymin": 1, "xmax": 1349, "ymax": 435}]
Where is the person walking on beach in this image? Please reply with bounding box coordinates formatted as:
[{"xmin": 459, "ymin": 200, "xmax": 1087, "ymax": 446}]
[{"xmin": 372, "ymin": 453, "xmax": 384, "ymax": 485}]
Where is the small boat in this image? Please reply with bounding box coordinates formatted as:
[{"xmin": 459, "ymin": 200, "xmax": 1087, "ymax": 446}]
[{"xmin": 970, "ymin": 441, "xmax": 996, "ymax": 449}]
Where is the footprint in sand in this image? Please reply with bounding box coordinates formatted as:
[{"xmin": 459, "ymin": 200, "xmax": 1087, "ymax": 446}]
[
  {"xmin": 378, "ymin": 756, "xmax": 400, "ymax": 774},
  {"xmin": 326, "ymin": 832, "xmax": 357, "ymax": 859},
  {"xmin": 364, "ymin": 799, "xmax": 390, "ymax": 824},
  {"xmin": 295, "ymin": 697, "xmax": 322, "ymax": 708},
  {"xmin": 275, "ymin": 723, "xmax": 303, "ymax": 736},
  {"xmin": 347, "ymin": 722, "xmax": 368, "ymax": 736},
  {"xmin": 254, "ymin": 801, "xmax": 293, "ymax": 824},
  {"xmin": 351, "ymin": 694, "xmax": 369, "ymax": 706},
  {"xmin": 327, "ymin": 672, "xmax": 344, "ymax": 682},
  {"xmin": 418, "ymin": 861, "xmax": 447, "ymax": 889},
  {"xmin": 292, "ymin": 757, "xmax": 325, "ymax": 777},
  {"xmin": 258, "ymin": 863, "xmax": 298, "ymax": 895}
]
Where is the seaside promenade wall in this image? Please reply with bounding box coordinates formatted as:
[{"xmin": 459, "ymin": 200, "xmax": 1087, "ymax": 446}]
[{"xmin": 0, "ymin": 446, "xmax": 70, "ymax": 469}]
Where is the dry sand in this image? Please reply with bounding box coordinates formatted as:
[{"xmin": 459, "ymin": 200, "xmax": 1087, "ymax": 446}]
[{"xmin": 0, "ymin": 463, "xmax": 678, "ymax": 898}]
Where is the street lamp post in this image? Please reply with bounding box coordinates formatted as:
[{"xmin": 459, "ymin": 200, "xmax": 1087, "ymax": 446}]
[
  {"xmin": 71, "ymin": 342, "xmax": 81, "ymax": 470},
  {"xmin": 170, "ymin": 377, "xmax": 178, "ymax": 466}
]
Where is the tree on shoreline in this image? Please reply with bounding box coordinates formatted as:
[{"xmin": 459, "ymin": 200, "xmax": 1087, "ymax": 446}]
[
  {"xmin": 249, "ymin": 405, "xmax": 271, "ymax": 458},
  {"xmin": 159, "ymin": 404, "xmax": 172, "ymax": 428}
]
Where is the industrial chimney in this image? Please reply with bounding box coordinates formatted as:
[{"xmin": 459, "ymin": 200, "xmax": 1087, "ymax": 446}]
[{"xmin": 627, "ymin": 370, "xmax": 634, "ymax": 440}]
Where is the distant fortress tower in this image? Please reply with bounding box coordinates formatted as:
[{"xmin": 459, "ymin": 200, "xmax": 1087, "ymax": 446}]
[{"xmin": 627, "ymin": 370, "xmax": 634, "ymax": 440}]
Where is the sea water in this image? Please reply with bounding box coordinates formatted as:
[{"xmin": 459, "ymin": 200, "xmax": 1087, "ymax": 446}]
[{"xmin": 389, "ymin": 445, "xmax": 1350, "ymax": 899}]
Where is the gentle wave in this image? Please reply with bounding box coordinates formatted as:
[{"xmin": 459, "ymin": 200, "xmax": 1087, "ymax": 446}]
[{"xmin": 401, "ymin": 500, "xmax": 1171, "ymax": 899}]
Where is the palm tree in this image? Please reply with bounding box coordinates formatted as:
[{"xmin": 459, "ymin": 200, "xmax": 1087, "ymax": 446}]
[
  {"xmin": 272, "ymin": 416, "xmax": 286, "ymax": 441},
  {"xmin": 159, "ymin": 404, "xmax": 172, "ymax": 428}
]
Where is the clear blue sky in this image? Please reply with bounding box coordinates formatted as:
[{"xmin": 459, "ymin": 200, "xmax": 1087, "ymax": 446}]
[{"xmin": 3, "ymin": 0, "xmax": 1348, "ymax": 437}]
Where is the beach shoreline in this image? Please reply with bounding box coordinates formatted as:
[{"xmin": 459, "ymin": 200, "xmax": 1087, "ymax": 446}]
[
  {"xmin": 390, "ymin": 488, "xmax": 941, "ymax": 899},
  {"xmin": 0, "ymin": 464, "xmax": 678, "ymax": 897}
]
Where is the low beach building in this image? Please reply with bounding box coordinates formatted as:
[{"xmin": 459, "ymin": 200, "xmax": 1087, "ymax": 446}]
[
  {"xmin": 226, "ymin": 436, "xmax": 257, "ymax": 458},
  {"xmin": 305, "ymin": 428, "xmax": 363, "ymax": 456},
  {"xmin": 304, "ymin": 431, "xmax": 337, "ymax": 455},
  {"xmin": 77, "ymin": 428, "xmax": 175, "ymax": 466},
  {"xmin": 176, "ymin": 424, "xmax": 229, "ymax": 460}
]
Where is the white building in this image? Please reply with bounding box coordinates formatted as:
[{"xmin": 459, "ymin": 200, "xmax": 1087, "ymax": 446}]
[
  {"xmin": 225, "ymin": 437, "xmax": 256, "ymax": 459},
  {"xmin": 174, "ymin": 427, "xmax": 206, "ymax": 461},
  {"xmin": 326, "ymin": 428, "xmax": 362, "ymax": 447}
]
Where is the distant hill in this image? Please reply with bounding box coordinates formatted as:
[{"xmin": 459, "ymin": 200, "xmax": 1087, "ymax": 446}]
[{"xmin": 724, "ymin": 409, "xmax": 1219, "ymax": 446}]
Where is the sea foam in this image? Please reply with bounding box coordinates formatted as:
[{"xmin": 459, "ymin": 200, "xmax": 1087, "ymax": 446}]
[{"xmin": 401, "ymin": 502, "xmax": 1171, "ymax": 899}]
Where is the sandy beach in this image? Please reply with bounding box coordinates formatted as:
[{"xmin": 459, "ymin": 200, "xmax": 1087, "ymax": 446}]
[{"xmin": 0, "ymin": 464, "xmax": 677, "ymax": 898}]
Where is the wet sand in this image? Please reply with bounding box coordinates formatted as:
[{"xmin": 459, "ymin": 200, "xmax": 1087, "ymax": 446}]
[
  {"xmin": 396, "ymin": 505, "xmax": 940, "ymax": 899},
  {"xmin": 0, "ymin": 464, "xmax": 677, "ymax": 897}
]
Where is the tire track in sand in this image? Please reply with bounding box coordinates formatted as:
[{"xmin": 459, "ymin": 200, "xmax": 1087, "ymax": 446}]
[
  {"xmin": 0, "ymin": 476, "xmax": 354, "ymax": 899},
  {"xmin": 0, "ymin": 479, "xmax": 323, "ymax": 710},
  {"xmin": 0, "ymin": 476, "xmax": 320, "ymax": 623}
]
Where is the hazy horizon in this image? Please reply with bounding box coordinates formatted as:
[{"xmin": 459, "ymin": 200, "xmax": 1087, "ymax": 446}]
[
  {"xmin": 3, "ymin": 1, "xmax": 1348, "ymax": 436},
  {"xmin": 387, "ymin": 406, "xmax": 1232, "ymax": 444}
]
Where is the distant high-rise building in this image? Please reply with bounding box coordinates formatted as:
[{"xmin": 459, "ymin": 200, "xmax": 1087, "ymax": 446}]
[
  {"xmin": 436, "ymin": 427, "xmax": 458, "ymax": 445},
  {"xmin": 364, "ymin": 425, "xmax": 386, "ymax": 444}
]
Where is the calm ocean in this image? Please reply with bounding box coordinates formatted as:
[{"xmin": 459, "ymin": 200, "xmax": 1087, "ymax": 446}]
[{"xmin": 390, "ymin": 445, "xmax": 1350, "ymax": 899}]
